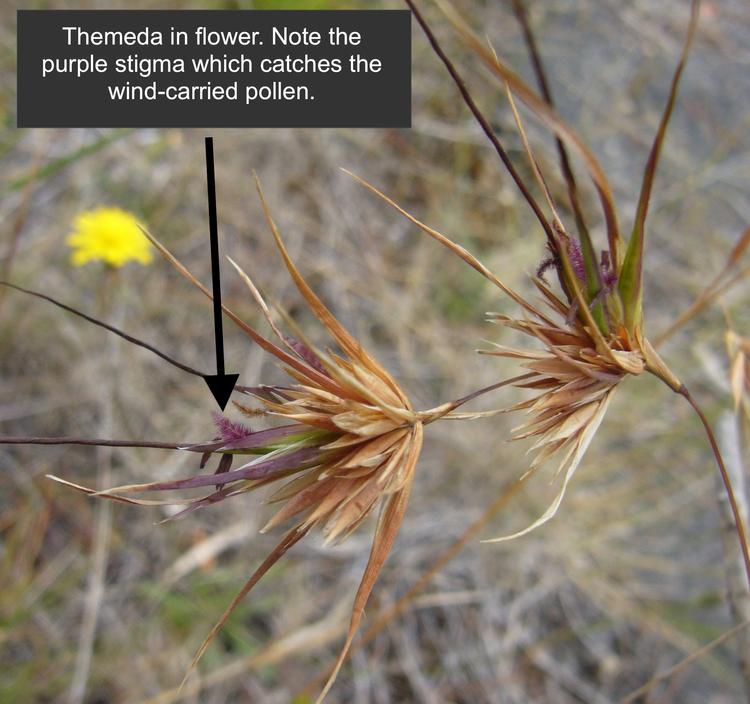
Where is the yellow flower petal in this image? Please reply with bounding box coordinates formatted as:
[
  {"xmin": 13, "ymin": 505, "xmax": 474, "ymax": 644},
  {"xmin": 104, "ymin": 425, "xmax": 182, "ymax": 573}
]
[{"xmin": 67, "ymin": 207, "xmax": 153, "ymax": 268}]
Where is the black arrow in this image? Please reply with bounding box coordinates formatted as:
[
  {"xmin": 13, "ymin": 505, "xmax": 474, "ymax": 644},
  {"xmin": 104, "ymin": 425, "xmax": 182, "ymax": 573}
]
[{"xmin": 202, "ymin": 137, "xmax": 239, "ymax": 411}]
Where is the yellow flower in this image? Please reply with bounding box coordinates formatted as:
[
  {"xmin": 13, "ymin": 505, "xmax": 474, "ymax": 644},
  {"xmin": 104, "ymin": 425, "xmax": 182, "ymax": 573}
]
[{"xmin": 67, "ymin": 207, "xmax": 153, "ymax": 267}]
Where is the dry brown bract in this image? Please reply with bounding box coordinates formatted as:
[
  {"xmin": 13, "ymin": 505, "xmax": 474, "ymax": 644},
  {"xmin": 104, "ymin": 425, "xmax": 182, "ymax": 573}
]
[{"xmin": 483, "ymin": 278, "xmax": 640, "ymax": 539}]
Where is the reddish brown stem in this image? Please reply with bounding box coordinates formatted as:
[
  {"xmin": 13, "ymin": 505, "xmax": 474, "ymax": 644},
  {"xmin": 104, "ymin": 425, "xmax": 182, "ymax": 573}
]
[
  {"xmin": 448, "ymin": 371, "xmax": 536, "ymax": 409},
  {"xmin": 404, "ymin": 0, "xmax": 557, "ymax": 250},
  {"xmin": 0, "ymin": 437, "xmax": 193, "ymax": 450},
  {"xmin": 1, "ymin": 281, "xmax": 204, "ymax": 377},
  {"xmin": 680, "ymin": 386, "xmax": 750, "ymax": 590},
  {"xmin": 510, "ymin": 0, "xmax": 590, "ymax": 242}
]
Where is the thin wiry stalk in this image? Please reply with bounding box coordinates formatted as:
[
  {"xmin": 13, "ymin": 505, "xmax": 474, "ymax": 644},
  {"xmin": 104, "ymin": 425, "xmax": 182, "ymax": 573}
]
[
  {"xmin": 139, "ymin": 225, "xmax": 343, "ymax": 393},
  {"xmin": 0, "ymin": 281, "xmax": 204, "ymax": 377},
  {"xmin": 0, "ymin": 437, "xmax": 190, "ymax": 449},
  {"xmin": 434, "ymin": 0, "xmax": 623, "ymax": 262},
  {"xmin": 714, "ymin": 412, "xmax": 750, "ymax": 695},
  {"xmin": 654, "ymin": 225, "xmax": 750, "ymax": 346},
  {"xmin": 0, "ymin": 377, "xmax": 523, "ymax": 452},
  {"xmin": 680, "ymin": 386, "xmax": 750, "ymax": 589},
  {"xmin": 69, "ymin": 280, "xmax": 122, "ymax": 704},
  {"xmin": 504, "ymin": 2, "xmax": 603, "ymax": 318},
  {"xmin": 403, "ymin": 0, "xmax": 557, "ymax": 250},
  {"xmin": 620, "ymin": 619, "xmax": 750, "ymax": 704},
  {"xmin": 510, "ymin": 0, "xmax": 590, "ymax": 244},
  {"xmin": 442, "ymin": 371, "xmax": 535, "ymax": 410}
]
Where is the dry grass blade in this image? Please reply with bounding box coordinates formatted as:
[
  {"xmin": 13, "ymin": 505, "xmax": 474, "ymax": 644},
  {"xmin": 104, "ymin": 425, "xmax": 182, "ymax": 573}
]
[
  {"xmin": 726, "ymin": 329, "xmax": 750, "ymax": 418},
  {"xmin": 433, "ymin": 0, "xmax": 622, "ymax": 261},
  {"xmin": 252, "ymin": 172, "xmax": 406, "ymax": 401},
  {"xmin": 180, "ymin": 526, "xmax": 310, "ymax": 691},
  {"xmin": 342, "ymin": 168, "xmax": 536, "ymax": 316},
  {"xmin": 655, "ymin": 224, "xmax": 750, "ymax": 346},
  {"xmin": 140, "ymin": 227, "xmax": 340, "ymax": 394},
  {"xmin": 46, "ymin": 476, "xmax": 173, "ymax": 507},
  {"xmin": 316, "ymin": 424, "xmax": 421, "ymax": 703},
  {"xmin": 225, "ymin": 255, "xmax": 291, "ymax": 347},
  {"xmin": 619, "ymin": 619, "xmax": 750, "ymax": 703},
  {"xmin": 503, "ymin": 83, "xmax": 564, "ymax": 232},
  {"xmin": 298, "ymin": 472, "xmax": 531, "ymax": 700}
]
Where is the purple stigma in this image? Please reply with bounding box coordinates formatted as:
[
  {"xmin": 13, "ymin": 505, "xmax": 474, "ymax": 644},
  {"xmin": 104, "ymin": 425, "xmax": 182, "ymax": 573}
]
[
  {"xmin": 212, "ymin": 413, "xmax": 252, "ymax": 443},
  {"xmin": 566, "ymin": 240, "xmax": 586, "ymax": 281}
]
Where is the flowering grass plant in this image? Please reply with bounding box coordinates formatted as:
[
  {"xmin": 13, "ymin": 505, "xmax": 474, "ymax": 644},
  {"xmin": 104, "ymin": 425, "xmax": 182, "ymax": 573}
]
[
  {"xmin": 369, "ymin": 0, "xmax": 750, "ymax": 573},
  {"xmin": 2, "ymin": 1, "xmax": 749, "ymax": 701},
  {"xmin": 39, "ymin": 176, "xmax": 517, "ymax": 701}
]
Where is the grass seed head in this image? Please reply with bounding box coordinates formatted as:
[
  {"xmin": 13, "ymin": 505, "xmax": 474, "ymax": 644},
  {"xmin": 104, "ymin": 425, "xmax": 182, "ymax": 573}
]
[
  {"xmin": 349, "ymin": 0, "xmax": 703, "ymax": 540},
  {"xmin": 58, "ymin": 176, "xmax": 434, "ymax": 702}
]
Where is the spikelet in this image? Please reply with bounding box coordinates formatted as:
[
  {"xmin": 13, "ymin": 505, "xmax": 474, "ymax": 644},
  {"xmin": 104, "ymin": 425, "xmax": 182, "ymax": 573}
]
[
  {"xmin": 344, "ymin": 167, "xmax": 674, "ymax": 541},
  {"xmin": 480, "ymin": 278, "xmax": 635, "ymax": 540},
  {"xmin": 342, "ymin": 0, "xmax": 702, "ymax": 542},
  {"xmin": 49, "ymin": 175, "xmax": 469, "ymax": 703}
]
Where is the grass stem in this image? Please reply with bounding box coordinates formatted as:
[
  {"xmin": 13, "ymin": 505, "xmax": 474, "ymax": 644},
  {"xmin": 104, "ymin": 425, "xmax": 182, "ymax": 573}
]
[
  {"xmin": 680, "ymin": 386, "xmax": 750, "ymax": 590},
  {"xmin": 404, "ymin": 0, "xmax": 557, "ymax": 248},
  {"xmin": 0, "ymin": 282, "xmax": 204, "ymax": 377},
  {"xmin": 0, "ymin": 437, "xmax": 191, "ymax": 450}
]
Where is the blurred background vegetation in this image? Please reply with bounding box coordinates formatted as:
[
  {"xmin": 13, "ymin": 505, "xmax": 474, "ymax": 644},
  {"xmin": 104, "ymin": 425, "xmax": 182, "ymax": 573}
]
[{"xmin": 2, "ymin": 1, "xmax": 749, "ymax": 702}]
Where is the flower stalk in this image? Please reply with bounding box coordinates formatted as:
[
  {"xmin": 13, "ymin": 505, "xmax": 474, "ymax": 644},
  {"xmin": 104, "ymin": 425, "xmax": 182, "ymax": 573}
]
[{"xmin": 680, "ymin": 387, "xmax": 750, "ymax": 588}]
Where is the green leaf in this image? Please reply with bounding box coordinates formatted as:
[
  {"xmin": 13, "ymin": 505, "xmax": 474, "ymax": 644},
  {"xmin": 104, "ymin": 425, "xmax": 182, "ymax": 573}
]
[
  {"xmin": 577, "ymin": 226, "xmax": 608, "ymax": 334},
  {"xmin": 618, "ymin": 228, "xmax": 644, "ymax": 331},
  {"xmin": 619, "ymin": 0, "xmax": 699, "ymax": 331}
]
